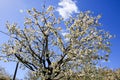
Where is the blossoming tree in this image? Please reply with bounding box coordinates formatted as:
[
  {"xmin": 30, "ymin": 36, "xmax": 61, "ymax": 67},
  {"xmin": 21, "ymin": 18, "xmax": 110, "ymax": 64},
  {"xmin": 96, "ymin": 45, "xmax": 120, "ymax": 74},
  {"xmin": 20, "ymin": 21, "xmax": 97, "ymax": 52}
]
[{"xmin": 1, "ymin": 5, "xmax": 112, "ymax": 80}]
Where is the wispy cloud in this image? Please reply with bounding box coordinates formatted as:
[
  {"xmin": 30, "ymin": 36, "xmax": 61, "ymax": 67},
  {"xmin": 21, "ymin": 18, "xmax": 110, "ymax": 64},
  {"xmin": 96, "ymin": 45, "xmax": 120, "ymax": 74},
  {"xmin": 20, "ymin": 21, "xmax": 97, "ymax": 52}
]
[
  {"xmin": 19, "ymin": 9, "xmax": 24, "ymax": 13},
  {"xmin": 57, "ymin": 0, "xmax": 79, "ymax": 20}
]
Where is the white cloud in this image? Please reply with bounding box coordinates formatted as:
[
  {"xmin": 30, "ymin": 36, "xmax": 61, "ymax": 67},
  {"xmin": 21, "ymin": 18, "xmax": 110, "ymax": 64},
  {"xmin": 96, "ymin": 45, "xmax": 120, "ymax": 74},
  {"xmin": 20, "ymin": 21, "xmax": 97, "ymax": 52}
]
[
  {"xmin": 61, "ymin": 31, "xmax": 70, "ymax": 41},
  {"xmin": 19, "ymin": 9, "xmax": 24, "ymax": 13},
  {"xmin": 57, "ymin": 0, "xmax": 78, "ymax": 20},
  {"xmin": 61, "ymin": 32, "xmax": 69, "ymax": 36}
]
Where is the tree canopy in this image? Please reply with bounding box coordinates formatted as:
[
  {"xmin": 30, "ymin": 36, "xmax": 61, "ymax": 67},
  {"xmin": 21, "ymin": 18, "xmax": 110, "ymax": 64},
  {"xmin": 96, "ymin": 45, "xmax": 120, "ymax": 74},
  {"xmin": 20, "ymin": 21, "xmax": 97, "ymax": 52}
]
[
  {"xmin": 0, "ymin": 5, "xmax": 113, "ymax": 80},
  {"xmin": 25, "ymin": 67, "xmax": 120, "ymax": 80}
]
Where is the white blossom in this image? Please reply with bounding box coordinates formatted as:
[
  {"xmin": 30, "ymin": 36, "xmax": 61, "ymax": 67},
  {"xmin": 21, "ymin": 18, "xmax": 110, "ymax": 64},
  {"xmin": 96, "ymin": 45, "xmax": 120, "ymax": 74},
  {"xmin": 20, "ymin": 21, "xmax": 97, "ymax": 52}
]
[{"xmin": 47, "ymin": 6, "xmax": 53, "ymax": 12}]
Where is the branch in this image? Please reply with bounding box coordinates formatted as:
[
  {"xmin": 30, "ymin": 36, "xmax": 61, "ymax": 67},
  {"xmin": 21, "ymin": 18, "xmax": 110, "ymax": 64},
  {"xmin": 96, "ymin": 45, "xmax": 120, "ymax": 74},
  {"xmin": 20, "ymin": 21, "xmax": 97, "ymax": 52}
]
[
  {"xmin": 14, "ymin": 54, "xmax": 36, "ymax": 71},
  {"xmin": 0, "ymin": 30, "xmax": 9, "ymax": 36},
  {"xmin": 21, "ymin": 30, "xmax": 43, "ymax": 62}
]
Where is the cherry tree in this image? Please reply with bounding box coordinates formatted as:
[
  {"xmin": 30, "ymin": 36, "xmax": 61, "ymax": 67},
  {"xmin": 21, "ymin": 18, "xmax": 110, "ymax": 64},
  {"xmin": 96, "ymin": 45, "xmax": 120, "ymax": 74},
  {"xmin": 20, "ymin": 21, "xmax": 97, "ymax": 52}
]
[{"xmin": 1, "ymin": 5, "xmax": 113, "ymax": 80}]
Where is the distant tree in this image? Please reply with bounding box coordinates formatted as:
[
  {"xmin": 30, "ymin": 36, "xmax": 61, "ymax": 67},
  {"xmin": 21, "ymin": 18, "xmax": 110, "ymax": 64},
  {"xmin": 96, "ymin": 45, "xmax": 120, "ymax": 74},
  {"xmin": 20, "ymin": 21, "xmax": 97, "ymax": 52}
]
[
  {"xmin": 0, "ymin": 67, "xmax": 11, "ymax": 80},
  {"xmin": 0, "ymin": 5, "xmax": 113, "ymax": 80}
]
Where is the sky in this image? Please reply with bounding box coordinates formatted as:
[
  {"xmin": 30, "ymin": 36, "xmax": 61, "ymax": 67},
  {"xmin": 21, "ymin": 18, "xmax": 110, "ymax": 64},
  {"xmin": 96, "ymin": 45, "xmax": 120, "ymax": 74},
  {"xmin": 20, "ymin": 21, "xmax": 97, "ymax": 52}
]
[{"xmin": 0, "ymin": 0, "xmax": 120, "ymax": 79}]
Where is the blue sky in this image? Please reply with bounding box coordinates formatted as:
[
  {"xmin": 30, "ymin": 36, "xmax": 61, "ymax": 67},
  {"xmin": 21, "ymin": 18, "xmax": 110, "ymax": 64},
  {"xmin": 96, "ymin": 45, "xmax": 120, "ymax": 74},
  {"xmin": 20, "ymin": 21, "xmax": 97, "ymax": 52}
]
[{"xmin": 0, "ymin": 0, "xmax": 120, "ymax": 79}]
